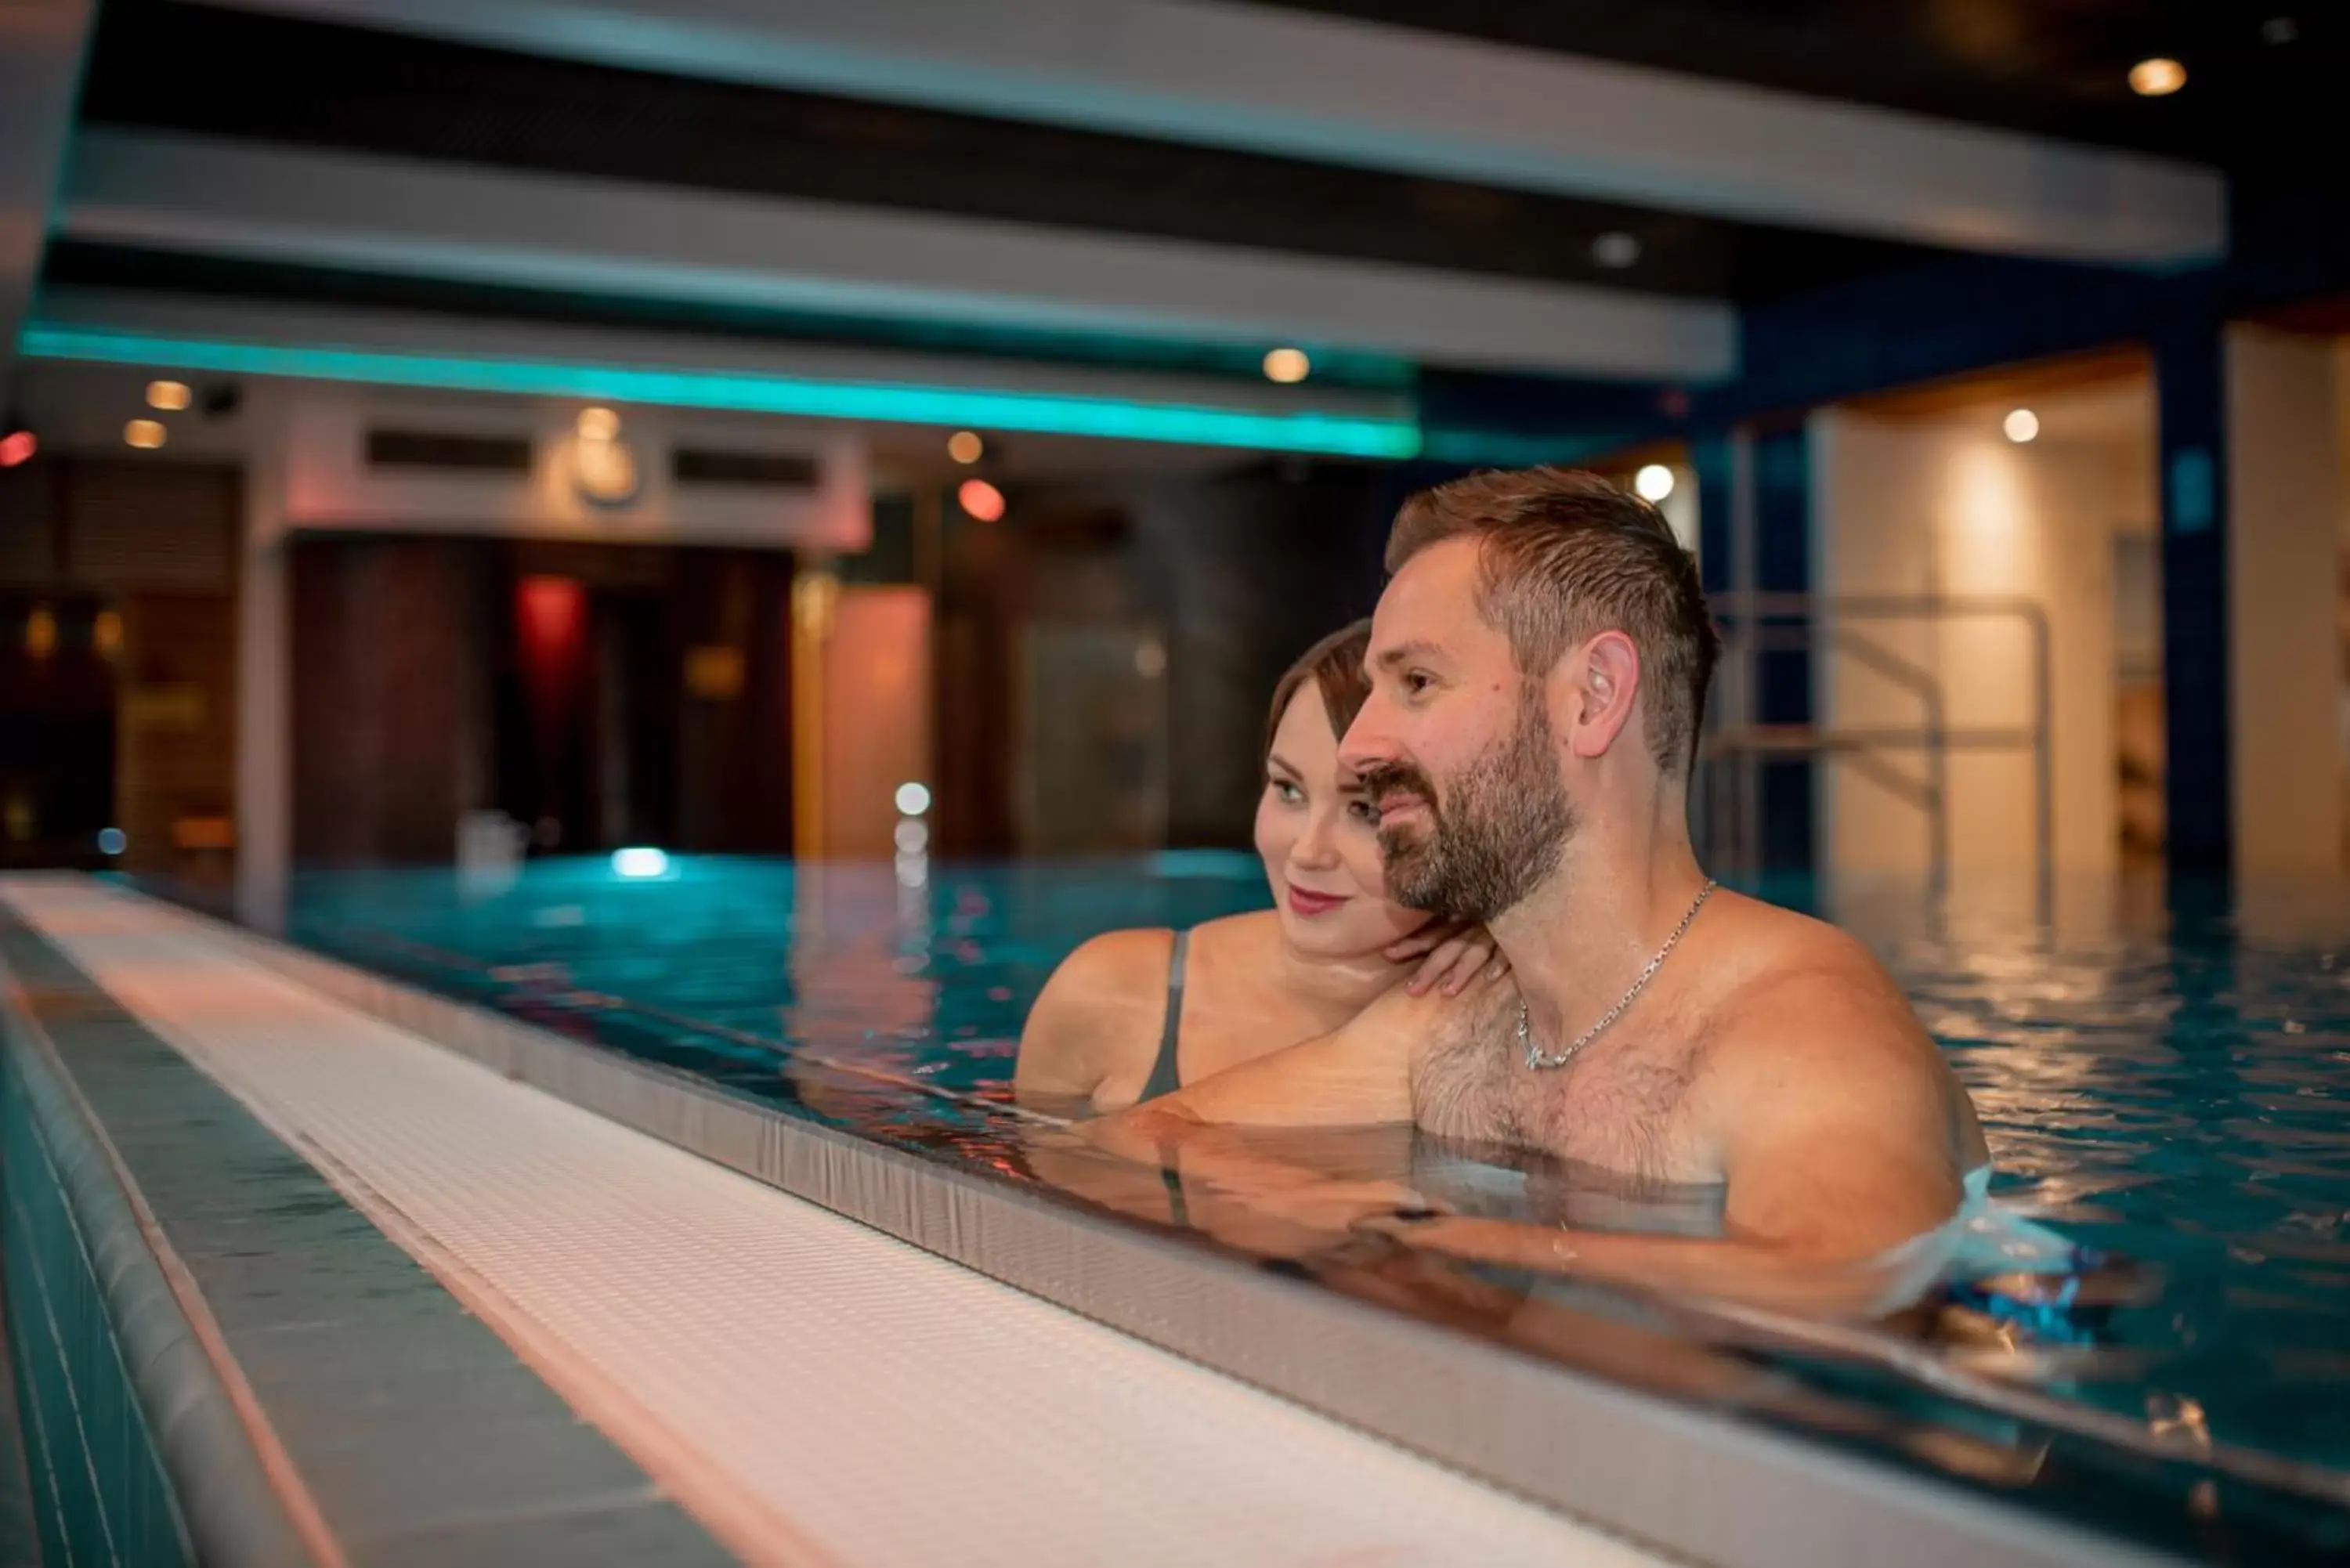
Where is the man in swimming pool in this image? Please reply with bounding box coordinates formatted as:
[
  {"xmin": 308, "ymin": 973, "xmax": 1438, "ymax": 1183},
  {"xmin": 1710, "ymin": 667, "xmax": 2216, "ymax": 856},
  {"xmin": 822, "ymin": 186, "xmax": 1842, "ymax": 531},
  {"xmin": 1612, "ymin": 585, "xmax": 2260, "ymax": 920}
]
[{"xmin": 1090, "ymin": 467, "xmax": 1988, "ymax": 1302}]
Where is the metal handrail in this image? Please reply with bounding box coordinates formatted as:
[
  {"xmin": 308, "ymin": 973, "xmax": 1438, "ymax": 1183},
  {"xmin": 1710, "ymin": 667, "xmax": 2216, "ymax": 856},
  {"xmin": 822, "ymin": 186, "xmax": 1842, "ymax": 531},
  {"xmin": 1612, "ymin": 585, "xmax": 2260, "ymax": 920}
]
[{"xmin": 1699, "ymin": 593, "xmax": 2054, "ymax": 926}]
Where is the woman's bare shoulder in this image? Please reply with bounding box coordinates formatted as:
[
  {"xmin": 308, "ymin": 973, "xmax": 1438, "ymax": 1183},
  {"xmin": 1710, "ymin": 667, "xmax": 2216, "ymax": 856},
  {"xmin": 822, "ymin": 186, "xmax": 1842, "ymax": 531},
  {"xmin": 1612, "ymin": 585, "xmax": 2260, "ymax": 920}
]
[
  {"xmin": 1014, "ymin": 927, "xmax": 1180, "ymax": 1098},
  {"xmin": 1186, "ymin": 907, "xmax": 1281, "ymax": 955},
  {"xmin": 1049, "ymin": 927, "xmax": 1182, "ymax": 1003}
]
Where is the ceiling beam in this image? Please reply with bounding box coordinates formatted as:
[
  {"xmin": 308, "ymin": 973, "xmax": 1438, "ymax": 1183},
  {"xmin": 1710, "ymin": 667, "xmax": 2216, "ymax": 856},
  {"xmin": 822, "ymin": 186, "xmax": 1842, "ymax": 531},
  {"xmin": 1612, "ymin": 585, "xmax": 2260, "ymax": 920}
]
[
  {"xmin": 23, "ymin": 288, "xmax": 1423, "ymax": 457},
  {"xmin": 193, "ymin": 0, "xmax": 2225, "ymax": 264},
  {"xmin": 60, "ymin": 131, "xmax": 1736, "ymax": 382},
  {"xmin": 0, "ymin": 0, "xmax": 98, "ymax": 401}
]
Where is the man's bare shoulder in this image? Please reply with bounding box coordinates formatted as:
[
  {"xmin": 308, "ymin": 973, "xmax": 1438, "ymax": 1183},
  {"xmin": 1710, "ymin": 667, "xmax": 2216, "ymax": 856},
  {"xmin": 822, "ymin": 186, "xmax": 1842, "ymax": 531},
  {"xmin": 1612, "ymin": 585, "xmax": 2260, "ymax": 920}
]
[
  {"xmin": 1691, "ymin": 897, "xmax": 1941, "ymax": 1086},
  {"xmin": 1681, "ymin": 895, "xmax": 1980, "ymax": 1165}
]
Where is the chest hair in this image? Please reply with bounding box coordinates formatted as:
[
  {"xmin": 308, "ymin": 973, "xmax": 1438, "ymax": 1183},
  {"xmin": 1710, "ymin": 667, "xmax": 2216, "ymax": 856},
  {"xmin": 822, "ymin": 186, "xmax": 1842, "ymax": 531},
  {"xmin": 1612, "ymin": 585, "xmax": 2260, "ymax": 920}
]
[{"xmin": 1410, "ymin": 1007, "xmax": 1712, "ymax": 1183}]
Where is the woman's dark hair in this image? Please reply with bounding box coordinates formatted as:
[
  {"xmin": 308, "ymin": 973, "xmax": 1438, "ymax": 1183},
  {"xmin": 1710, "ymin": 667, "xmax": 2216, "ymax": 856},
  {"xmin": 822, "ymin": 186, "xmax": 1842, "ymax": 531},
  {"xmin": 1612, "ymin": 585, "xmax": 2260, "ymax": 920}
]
[{"xmin": 1263, "ymin": 619, "xmax": 1373, "ymax": 761}]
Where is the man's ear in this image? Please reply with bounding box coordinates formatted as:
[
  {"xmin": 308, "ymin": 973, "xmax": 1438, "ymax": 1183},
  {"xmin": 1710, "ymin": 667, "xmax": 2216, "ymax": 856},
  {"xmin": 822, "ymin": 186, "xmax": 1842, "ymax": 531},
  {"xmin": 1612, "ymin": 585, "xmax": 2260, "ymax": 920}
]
[{"xmin": 1566, "ymin": 631, "xmax": 1641, "ymax": 761}]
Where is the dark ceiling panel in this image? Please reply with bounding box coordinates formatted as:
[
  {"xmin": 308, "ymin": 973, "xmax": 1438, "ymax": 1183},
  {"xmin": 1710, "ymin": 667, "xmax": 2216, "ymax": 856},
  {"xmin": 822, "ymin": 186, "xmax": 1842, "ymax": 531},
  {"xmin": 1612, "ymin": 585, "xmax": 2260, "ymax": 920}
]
[
  {"xmin": 78, "ymin": 0, "xmax": 1930, "ymax": 304},
  {"xmin": 1247, "ymin": 0, "xmax": 2340, "ymax": 174},
  {"xmin": 39, "ymin": 239, "xmax": 1431, "ymax": 387}
]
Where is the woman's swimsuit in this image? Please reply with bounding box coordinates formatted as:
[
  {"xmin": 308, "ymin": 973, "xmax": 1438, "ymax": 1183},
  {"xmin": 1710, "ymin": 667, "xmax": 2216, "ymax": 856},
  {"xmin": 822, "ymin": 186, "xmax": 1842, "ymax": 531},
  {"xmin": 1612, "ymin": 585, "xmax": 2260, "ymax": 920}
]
[
  {"xmin": 1147, "ymin": 930, "xmax": 1191, "ymax": 1223},
  {"xmin": 1141, "ymin": 928, "xmax": 1190, "ymax": 1103}
]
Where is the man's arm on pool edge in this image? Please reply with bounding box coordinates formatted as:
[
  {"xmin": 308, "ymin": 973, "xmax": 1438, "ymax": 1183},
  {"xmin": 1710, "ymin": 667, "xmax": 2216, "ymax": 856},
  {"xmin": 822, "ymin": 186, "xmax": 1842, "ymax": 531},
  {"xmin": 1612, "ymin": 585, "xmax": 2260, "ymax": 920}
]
[
  {"xmin": 1076, "ymin": 968, "xmax": 1497, "ymax": 1168},
  {"xmin": 1079, "ymin": 1021, "xmax": 1413, "ymax": 1167},
  {"xmin": 1070, "ymin": 1031, "xmax": 1427, "ymax": 1253}
]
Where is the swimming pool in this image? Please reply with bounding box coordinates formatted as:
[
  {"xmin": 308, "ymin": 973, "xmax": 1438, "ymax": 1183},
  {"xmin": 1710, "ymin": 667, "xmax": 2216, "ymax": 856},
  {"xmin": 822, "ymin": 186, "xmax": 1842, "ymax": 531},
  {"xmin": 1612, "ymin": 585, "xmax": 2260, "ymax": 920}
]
[{"xmin": 190, "ymin": 855, "xmax": 2350, "ymax": 1562}]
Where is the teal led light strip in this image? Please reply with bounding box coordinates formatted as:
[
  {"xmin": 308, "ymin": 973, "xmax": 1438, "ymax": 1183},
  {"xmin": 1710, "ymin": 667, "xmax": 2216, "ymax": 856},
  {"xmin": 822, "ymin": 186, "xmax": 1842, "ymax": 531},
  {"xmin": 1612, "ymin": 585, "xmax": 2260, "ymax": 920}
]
[{"xmin": 18, "ymin": 325, "xmax": 1423, "ymax": 460}]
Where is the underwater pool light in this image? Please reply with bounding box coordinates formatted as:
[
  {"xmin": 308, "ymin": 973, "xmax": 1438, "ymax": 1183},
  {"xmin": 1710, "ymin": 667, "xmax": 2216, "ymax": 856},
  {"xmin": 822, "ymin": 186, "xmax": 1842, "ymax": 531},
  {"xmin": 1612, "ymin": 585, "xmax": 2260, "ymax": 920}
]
[{"xmin": 612, "ymin": 846, "xmax": 671, "ymax": 880}]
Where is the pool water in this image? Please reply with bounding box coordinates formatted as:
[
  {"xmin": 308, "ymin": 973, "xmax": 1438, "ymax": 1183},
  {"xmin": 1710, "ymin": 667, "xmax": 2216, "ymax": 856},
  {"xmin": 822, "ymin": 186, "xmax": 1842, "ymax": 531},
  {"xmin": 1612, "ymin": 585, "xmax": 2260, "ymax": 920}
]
[{"xmin": 216, "ymin": 856, "xmax": 2350, "ymax": 1561}]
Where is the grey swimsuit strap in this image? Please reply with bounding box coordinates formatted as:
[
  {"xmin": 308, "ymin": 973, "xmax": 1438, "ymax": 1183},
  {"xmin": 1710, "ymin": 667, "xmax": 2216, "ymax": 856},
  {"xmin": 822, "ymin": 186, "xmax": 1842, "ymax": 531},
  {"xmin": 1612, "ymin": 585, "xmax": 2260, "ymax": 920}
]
[{"xmin": 1141, "ymin": 928, "xmax": 1190, "ymax": 1102}]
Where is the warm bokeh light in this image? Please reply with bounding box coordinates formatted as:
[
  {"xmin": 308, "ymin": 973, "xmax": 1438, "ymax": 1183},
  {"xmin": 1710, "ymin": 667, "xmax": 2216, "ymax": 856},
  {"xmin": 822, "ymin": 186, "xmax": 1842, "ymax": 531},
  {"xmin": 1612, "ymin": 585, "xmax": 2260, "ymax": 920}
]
[
  {"xmin": 0, "ymin": 430, "xmax": 34, "ymax": 468},
  {"xmin": 2129, "ymin": 57, "xmax": 2186, "ymax": 96},
  {"xmin": 957, "ymin": 478, "xmax": 1006, "ymax": 522},
  {"xmin": 146, "ymin": 380, "xmax": 192, "ymax": 411},
  {"xmin": 94, "ymin": 610, "xmax": 123, "ymax": 657},
  {"xmin": 577, "ymin": 406, "xmax": 621, "ymax": 441},
  {"xmin": 1634, "ymin": 463, "xmax": 1676, "ymax": 501},
  {"xmin": 947, "ymin": 431, "xmax": 985, "ymax": 464},
  {"xmin": 1261, "ymin": 347, "xmax": 1311, "ymax": 384},
  {"xmin": 25, "ymin": 607, "xmax": 56, "ymax": 659},
  {"xmin": 124, "ymin": 419, "xmax": 167, "ymax": 450},
  {"xmin": 895, "ymin": 781, "xmax": 932, "ymax": 816},
  {"xmin": 2004, "ymin": 407, "xmax": 2041, "ymax": 443}
]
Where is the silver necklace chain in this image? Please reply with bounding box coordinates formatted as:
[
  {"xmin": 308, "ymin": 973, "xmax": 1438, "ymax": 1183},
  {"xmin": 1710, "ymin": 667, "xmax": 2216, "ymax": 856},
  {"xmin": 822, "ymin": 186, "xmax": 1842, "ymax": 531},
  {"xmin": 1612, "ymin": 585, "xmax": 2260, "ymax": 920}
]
[{"xmin": 1518, "ymin": 880, "xmax": 1717, "ymax": 1071}]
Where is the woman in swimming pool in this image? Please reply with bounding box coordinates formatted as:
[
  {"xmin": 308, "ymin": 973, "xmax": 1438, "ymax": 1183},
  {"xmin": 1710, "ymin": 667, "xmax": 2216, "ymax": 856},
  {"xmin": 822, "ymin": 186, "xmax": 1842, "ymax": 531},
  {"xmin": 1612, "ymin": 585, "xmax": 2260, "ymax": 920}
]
[{"xmin": 1015, "ymin": 620, "xmax": 1501, "ymax": 1115}]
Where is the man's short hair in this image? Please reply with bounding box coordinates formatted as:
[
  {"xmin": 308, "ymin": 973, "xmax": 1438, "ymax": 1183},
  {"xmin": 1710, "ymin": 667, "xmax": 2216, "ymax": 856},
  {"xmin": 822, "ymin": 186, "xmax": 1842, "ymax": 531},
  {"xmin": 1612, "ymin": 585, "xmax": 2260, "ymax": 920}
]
[{"xmin": 1385, "ymin": 466, "xmax": 1721, "ymax": 777}]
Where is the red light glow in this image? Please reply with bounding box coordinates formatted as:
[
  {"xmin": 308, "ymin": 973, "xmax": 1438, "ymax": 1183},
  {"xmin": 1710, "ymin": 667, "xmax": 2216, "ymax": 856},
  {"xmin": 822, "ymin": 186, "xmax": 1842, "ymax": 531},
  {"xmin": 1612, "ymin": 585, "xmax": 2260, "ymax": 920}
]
[
  {"xmin": 957, "ymin": 479, "xmax": 1005, "ymax": 523},
  {"xmin": 515, "ymin": 575, "xmax": 588, "ymax": 721},
  {"xmin": 0, "ymin": 431, "xmax": 34, "ymax": 468}
]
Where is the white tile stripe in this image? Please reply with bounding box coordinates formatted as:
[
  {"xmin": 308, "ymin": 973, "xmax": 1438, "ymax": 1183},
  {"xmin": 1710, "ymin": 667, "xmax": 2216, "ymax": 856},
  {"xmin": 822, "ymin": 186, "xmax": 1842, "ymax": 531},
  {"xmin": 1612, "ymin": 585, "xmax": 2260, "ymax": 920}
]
[{"xmin": 3, "ymin": 880, "xmax": 1666, "ymax": 1568}]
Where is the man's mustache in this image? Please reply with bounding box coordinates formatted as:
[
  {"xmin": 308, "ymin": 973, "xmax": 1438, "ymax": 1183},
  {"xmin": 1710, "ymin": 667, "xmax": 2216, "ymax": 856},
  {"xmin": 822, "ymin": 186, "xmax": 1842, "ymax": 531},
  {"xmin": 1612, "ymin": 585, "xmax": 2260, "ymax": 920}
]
[{"xmin": 1355, "ymin": 761, "xmax": 1439, "ymax": 811}]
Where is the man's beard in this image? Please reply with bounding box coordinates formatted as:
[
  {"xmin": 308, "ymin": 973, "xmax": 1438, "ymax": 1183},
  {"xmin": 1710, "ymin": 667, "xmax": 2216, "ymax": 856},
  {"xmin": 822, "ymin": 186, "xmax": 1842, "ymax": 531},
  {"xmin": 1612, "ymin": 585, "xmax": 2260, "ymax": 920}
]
[{"xmin": 1363, "ymin": 688, "xmax": 1577, "ymax": 923}]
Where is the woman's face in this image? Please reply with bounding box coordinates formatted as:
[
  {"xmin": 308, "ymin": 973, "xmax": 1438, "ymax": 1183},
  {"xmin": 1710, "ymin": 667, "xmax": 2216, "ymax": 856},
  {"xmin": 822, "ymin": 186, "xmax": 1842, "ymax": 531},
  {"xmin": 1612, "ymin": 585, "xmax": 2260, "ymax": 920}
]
[{"xmin": 1253, "ymin": 688, "xmax": 1431, "ymax": 960}]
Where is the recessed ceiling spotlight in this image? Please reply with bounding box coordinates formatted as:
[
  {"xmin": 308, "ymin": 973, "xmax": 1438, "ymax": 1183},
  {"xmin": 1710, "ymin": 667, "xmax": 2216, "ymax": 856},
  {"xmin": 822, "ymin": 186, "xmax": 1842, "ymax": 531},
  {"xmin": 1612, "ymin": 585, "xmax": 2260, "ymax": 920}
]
[
  {"xmin": 2129, "ymin": 57, "xmax": 2187, "ymax": 96},
  {"xmin": 1592, "ymin": 232, "xmax": 1641, "ymax": 269},
  {"xmin": 1262, "ymin": 347, "xmax": 1311, "ymax": 384},
  {"xmin": 2263, "ymin": 16, "xmax": 2298, "ymax": 45},
  {"xmin": 947, "ymin": 431, "xmax": 985, "ymax": 464},
  {"xmin": 146, "ymin": 379, "xmax": 191, "ymax": 411},
  {"xmin": 124, "ymin": 419, "xmax": 167, "ymax": 450},
  {"xmin": 2004, "ymin": 408, "xmax": 2041, "ymax": 443}
]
